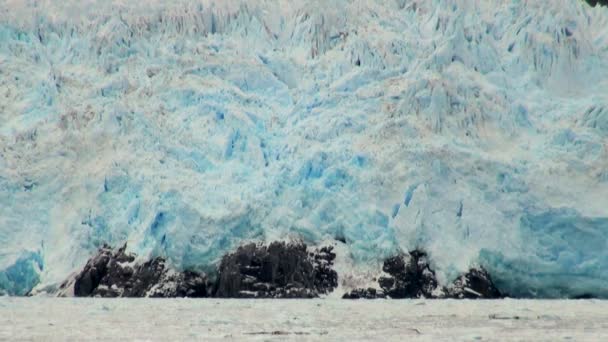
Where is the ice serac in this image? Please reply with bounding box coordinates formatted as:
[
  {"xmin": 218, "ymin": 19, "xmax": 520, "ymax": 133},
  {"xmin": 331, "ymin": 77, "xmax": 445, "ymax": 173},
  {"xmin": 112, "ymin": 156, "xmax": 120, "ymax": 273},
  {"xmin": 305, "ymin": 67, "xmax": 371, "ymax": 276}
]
[{"xmin": 1, "ymin": 0, "xmax": 608, "ymax": 297}]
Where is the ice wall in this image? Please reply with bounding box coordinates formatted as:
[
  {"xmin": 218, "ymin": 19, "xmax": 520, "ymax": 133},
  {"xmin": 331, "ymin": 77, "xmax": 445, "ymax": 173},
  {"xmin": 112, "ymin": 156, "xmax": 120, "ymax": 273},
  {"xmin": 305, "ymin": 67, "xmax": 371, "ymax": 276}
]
[{"xmin": 1, "ymin": 0, "xmax": 608, "ymax": 297}]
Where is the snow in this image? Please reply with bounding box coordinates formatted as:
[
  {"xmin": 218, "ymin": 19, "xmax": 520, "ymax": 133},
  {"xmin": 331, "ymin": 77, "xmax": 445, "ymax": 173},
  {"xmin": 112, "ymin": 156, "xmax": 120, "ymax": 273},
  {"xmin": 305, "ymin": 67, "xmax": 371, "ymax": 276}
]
[
  {"xmin": 1, "ymin": 0, "xmax": 608, "ymax": 297},
  {"xmin": 2, "ymin": 298, "xmax": 608, "ymax": 341}
]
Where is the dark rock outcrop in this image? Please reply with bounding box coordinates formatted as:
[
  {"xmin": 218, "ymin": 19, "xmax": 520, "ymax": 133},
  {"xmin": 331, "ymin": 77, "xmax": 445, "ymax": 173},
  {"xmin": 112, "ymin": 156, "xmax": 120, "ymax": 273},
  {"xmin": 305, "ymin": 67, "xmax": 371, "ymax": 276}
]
[
  {"xmin": 69, "ymin": 244, "xmax": 504, "ymax": 300},
  {"xmin": 214, "ymin": 241, "xmax": 337, "ymax": 298},
  {"xmin": 378, "ymin": 250, "xmax": 438, "ymax": 299},
  {"xmin": 68, "ymin": 241, "xmax": 337, "ymax": 298},
  {"xmin": 72, "ymin": 244, "xmax": 208, "ymax": 298},
  {"xmin": 344, "ymin": 250, "xmax": 504, "ymax": 300},
  {"xmin": 444, "ymin": 267, "xmax": 503, "ymax": 299},
  {"xmin": 585, "ymin": 0, "xmax": 608, "ymax": 7},
  {"xmin": 342, "ymin": 287, "xmax": 385, "ymax": 299},
  {"xmin": 147, "ymin": 270, "xmax": 209, "ymax": 298}
]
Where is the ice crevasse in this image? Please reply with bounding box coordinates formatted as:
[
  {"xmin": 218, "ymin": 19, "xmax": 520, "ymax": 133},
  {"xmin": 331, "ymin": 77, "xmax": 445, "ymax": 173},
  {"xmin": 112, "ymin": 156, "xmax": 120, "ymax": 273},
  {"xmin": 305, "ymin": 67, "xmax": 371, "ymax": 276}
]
[{"xmin": 1, "ymin": 0, "xmax": 608, "ymax": 297}]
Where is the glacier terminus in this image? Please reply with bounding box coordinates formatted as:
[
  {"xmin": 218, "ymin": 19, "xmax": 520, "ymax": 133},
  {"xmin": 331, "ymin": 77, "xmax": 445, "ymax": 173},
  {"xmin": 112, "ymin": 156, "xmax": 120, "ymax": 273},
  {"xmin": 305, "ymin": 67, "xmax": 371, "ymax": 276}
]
[{"xmin": 1, "ymin": 0, "xmax": 608, "ymax": 298}]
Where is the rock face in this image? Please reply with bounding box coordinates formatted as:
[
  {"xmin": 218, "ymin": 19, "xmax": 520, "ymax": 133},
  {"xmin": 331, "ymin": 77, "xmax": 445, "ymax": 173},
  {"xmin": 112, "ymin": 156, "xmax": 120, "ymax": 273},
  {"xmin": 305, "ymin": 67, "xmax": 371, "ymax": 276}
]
[
  {"xmin": 214, "ymin": 242, "xmax": 338, "ymax": 298},
  {"xmin": 345, "ymin": 249, "xmax": 504, "ymax": 299},
  {"xmin": 72, "ymin": 245, "xmax": 208, "ymax": 298},
  {"xmin": 444, "ymin": 268, "xmax": 503, "ymax": 299},
  {"xmin": 67, "ymin": 244, "xmax": 502, "ymax": 299},
  {"xmin": 342, "ymin": 288, "xmax": 386, "ymax": 299},
  {"xmin": 67, "ymin": 241, "xmax": 337, "ymax": 298},
  {"xmin": 585, "ymin": 0, "xmax": 608, "ymax": 7},
  {"xmin": 379, "ymin": 250, "xmax": 438, "ymax": 299}
]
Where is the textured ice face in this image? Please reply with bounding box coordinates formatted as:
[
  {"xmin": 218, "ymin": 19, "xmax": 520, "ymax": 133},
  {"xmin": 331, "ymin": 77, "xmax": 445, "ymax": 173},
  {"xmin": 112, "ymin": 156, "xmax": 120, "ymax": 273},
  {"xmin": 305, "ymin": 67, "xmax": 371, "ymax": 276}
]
[{"xmin": 1, "ymin": 0, "xmax": 607, "ymax": 297}]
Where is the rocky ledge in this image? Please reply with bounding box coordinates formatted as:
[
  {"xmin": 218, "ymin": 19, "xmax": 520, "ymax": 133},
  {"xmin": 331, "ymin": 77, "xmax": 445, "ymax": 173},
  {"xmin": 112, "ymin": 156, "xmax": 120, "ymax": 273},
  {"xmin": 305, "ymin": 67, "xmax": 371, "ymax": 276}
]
[
  {"xmin": 64, "ymin": 243, "xmax": 502, "ymax": 299},
  {"xmin": 66, "ymin": 241, "xmax": 337, "ymax": 298},
  {"xmin": 214, "ymin": 242, "xmax": 337, "ymax": 298},
  {"xmin": 64, "ymin": 244, "xmax": 208, "ymax": 298},
  {"xmin": 343, "ymin": 249, "xmax": 504, "ymax": 299}
]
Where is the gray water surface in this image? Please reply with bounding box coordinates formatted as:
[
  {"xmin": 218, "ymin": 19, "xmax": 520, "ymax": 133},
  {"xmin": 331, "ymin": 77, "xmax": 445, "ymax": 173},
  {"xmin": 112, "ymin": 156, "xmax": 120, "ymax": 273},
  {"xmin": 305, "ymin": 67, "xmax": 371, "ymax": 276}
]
[{"xmin": 1, "ymin": 298, "xmax": 607, "ymax": 341}]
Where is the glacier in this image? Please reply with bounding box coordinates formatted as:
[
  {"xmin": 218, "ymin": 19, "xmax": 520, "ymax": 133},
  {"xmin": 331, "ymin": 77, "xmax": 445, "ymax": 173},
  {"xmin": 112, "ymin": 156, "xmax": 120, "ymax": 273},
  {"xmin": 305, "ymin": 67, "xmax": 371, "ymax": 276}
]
[{"xmin": 1, "ymin": 0, "xmax": 607, "ymax": 297}]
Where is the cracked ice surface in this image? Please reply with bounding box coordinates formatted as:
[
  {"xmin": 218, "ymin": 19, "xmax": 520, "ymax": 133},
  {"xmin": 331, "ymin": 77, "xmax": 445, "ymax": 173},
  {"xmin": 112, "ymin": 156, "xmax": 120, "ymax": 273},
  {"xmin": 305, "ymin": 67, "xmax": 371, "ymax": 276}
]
[{"xmin": 1, "ymin": 0, "xmax": 608, "ymax": 297}]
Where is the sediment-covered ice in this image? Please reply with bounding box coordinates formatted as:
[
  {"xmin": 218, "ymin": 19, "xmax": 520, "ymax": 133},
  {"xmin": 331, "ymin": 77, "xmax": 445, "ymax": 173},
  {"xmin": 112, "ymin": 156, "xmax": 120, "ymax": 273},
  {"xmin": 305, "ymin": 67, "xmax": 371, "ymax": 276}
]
[{"xmin": 1, "ymin": 0, "xmax": 608, "ymax": 297}]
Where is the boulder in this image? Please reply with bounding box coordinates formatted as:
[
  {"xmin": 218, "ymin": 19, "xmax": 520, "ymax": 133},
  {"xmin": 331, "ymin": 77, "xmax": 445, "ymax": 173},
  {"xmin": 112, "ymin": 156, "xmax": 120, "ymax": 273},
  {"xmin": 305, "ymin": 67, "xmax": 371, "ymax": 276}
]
[
  {"xmin": 444, "ymin": 268, "xmax": 503, "ymax": 299},
  {"xmin": 378, "ymin": 250, "xmax": 438, "ymax": 299},
  {"xmin": 342, "ymin": 287, "xmax": 385, "ymax": 299}
]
